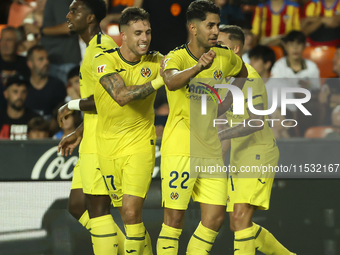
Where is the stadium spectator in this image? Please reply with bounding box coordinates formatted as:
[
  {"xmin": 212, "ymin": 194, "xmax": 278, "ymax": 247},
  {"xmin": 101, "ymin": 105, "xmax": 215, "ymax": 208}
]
[
  {"xmin": 20, "ymin": 0, "xmax": 47, "ymax": 55},
  {"xmin": 65, "ymin": 66, "xmax": 81, "ymax": 103},
  {"xmin": 53, "ymin": 110, "xmax": 82, "ymax": 139},
  {"xmin": 325, "ymin": 105, "xmax": 340, "ymax": 139},
  {"xmin": 249, "ymin": 45, "xmax": 276, "ymax": 83},
  {"xmin": 318, "ymin": 46, "xmax": 340, "ymax": 125},
  {"xmin": 213, "ymin": 0, "xmax": 246, "ymax": 25},
  {"xmin": 27, "ymin": 115, "xmax": 49, "ymax": 139},
  {"xmin": 0, "ymin": 27, "xmax": 30, "ymax": 86},
  {"xmin": 301, "ymin": 0, "xmax": 340, "ymax": 46},
  {"xmin": 271, "ymin": 30, "xmax": 320, "ymax": 91},
  {"xmin": 25, "ymin": 45, "xmax": 66, "ymax": 120},
  {"xmin": 40, "ymin": 0, "xmax": 81, "ymax": 85},
  {"xmin": 252, "ymin": 0, "xmax": 300, "ymax": 46},
  {"xmin": 0, "ymin": 74, "xmax": 39, "ymax": 140},
  {"xmin": 271, "ymin": 30, "xmax": 320, "ymax": 135}
]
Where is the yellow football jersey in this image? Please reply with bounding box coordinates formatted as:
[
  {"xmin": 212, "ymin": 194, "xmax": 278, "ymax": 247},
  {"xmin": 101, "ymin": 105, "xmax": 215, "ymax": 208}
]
[
  {"xmin": 79, "ymin": 33, "xmax": 117, "ymax": 154},
  {"xmin": 92, "ymin": 48, "xmax": 163, "ymax": 159},
  {"xmin": 225, "ymin": 63, "xmax": 278, "ymax": 166},
  {"xmin": 162, "ymin": 43, "xmax": 243, "ymax": 158}
]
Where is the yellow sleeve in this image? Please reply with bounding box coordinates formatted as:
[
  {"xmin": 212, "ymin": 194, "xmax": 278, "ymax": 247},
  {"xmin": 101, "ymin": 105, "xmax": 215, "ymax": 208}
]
[
  {"xmin": 245, "ymin": 79, "xmax": 265, "ymax": 108},
  {"xmin": 163, "ymin": 51, "xmax": 183, "ymax": 72},
  {"xmin": 92, "ymin": 52, "xmax": 118, "ymax": 82},
  {"xmin": 221, "ymin": 49, "xmax": 243, "ymax": 77}
]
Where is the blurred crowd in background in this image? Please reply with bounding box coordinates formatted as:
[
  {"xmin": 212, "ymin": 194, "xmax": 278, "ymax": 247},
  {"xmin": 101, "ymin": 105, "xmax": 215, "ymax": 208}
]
[{"xmin": 0, "ymin": 0, "xmax": 339, "ymax": 141}]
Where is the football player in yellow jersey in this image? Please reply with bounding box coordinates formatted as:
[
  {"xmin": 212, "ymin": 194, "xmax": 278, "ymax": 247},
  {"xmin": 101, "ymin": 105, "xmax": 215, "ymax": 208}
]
[
  {"xmin": 57, "ymin": 1, "xmax": 124, "ymax": 254},
  {"xmin": 156, "ymin": 1, "xmax": 248, "ymax": 255},
  {"xmin": 217, "ymin": 25, "xmax": 296, "ymax": 255},
  {"xmin": 90, "ymin": 7, "xmax": 164, "ymax": 255}
]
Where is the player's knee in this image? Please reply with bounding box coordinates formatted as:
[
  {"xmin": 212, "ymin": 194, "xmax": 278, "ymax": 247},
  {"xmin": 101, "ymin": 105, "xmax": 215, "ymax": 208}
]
[
  {"xmin": 229, "ymin": 212, "xmax": 249, "ymax": 232},
  {"xmin": 122, "ymin": 207, "xmax": 142, "ymax": 224},
  {"xmin": 68, "ymin": 200, "xmax": 85, "ymax": 220},
  {"xmin": 164, "ymin": 211, "xmax": 185, "ymax": 229},
  {"xmin": 201, "ymin": 213, "xmax": 225, "ymax": 231}
]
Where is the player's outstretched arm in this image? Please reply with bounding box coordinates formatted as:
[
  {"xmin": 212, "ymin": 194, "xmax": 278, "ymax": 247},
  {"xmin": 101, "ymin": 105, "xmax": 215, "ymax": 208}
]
[
  {"xmin": 58, "ymin": 95, "xmax": 96, "ymax": 128},
  {"xmin": 58, "ymin": 122, "xmax": 84, "ymax": 156},
  {"xmin": 218, "ymin": 104, "xmax": 264, "ymax": 141},
  {"xmin": 163, "ymin": 50, "xmax": 216, "ymax": 91},
  {"xmin": 99, "ymin": 73, "xmax": 163, "ymax": 106},
  {"xmin": 217, "ymin": 62, "xmax": 248, "ymax": 116}
]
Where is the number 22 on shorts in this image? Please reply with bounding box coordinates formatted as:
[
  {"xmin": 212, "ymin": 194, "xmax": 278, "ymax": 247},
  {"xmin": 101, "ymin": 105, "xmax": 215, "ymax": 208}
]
[{"xmin": 169, "ymin": 171, "xmax": 189, "ymax": 189}]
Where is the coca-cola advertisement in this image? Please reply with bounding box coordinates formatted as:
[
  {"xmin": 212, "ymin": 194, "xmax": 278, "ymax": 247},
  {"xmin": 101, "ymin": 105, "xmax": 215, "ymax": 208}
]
[{"xmin": 0, "ymin": 140, "xmax": 162, "ymax": 181}]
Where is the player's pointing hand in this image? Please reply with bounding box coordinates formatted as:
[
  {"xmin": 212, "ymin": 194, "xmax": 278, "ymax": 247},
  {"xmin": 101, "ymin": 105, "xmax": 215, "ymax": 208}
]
[{"xmin": 196, "ymin": 50, "xmax": 216, "ymax": 72}]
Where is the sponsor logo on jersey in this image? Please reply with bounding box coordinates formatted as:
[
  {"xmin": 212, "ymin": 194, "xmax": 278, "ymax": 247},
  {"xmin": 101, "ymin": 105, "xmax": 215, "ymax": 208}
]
[
  {"xmin": 170, "ymin": 192, "xmax": 179, "ymax": 200},
  {"xmin": 214, "ymin": 69, "xmax": 223, "ymax": 80},
  {"xmin": 141, "ymin": 67, "xmax": 151, "ymax": 78},
  {"xmin": 97, "ymin": 65, "xmax": 106, "ymax": 73}
]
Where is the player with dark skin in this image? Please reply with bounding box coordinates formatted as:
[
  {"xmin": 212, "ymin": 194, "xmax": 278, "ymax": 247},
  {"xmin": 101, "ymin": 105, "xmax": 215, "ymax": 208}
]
[{"xmin": 57, "ymin": 0, "xmax": 112, "ymax": 225}]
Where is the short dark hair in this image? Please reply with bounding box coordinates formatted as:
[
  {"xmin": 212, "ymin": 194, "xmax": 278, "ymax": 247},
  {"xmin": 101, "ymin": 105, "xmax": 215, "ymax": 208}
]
[
  {"xmin": 81, "ymin": 0, "xmax": 107, "ymax": 24},
  {"xmin": 67, "ymin": 66, "xmax": 80, "ymax": 80},
  {"xmin": 249, "ymin": 45, "xmax": 276, "ymax": 72},
  {"xmin": 5, "ymin": 73, "xmax": 30, "ymax": 89},
  {"xmin": 186, "ymin": 0, "xmax": 220, "ymax": 23},
  {"xmin": 0, "ymin": 26, "xmax": 21, "ymax": 43},
  {"xmin": 27, "ymin": 116, "xmax": 49, "ymax": 133},
  {"xmin": 219, "ymin": 25, "xmax": 245, "ymax": 45},
  {"xmin": 27, "ymin": 45, "xmax": 46, "ymax": 61},
  {"xmin": 119, "ymin": 7, "xmax": 150, "ymax": 31},
  {"xmin": 283, "ymin": 30, "xmax": 306, "ymax": 44}
]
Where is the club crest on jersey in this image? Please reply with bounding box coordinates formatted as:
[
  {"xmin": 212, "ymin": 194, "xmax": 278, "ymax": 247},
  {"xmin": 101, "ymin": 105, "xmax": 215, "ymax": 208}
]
[
  {"xmin": 170, "ymin": 192, "xmax": 179, "ymax": 200},
  {"xmin": 111, "ymin": 194, "xmax": 119, "ymax": 200},
  {"xmin": 214, "ymin": 70, "xmax": 223, "ymax": 80},
  {"xmin": 141, "ymin": 67, "xmax": 151, "ymax": 78},
  {"xmin": 97, "ymin": 65, "xmax": 106, "ymax": 73}
]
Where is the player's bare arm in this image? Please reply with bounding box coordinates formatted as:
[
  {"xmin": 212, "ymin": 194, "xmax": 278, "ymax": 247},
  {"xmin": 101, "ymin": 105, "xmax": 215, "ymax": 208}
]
[
  {"xmin": 100, "ymin": 72, "xmax": 161, "ymax": 106},
  {"xmin": 163, "ymin": 50, "xmax": 216, "ymax": 91},
  {"xmin": 57, "ymin": 95, "xmax": 96, "ymax": 128},
  {"xmin": 58, "ymin": 122, "xmax": 84, "ymax": 156},
  {"xmin": 218, "ymin": 104, "xmax": 264, "ymax": 141}
]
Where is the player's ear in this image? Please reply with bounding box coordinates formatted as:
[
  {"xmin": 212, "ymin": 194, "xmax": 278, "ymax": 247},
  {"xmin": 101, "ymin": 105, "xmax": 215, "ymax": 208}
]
[
  {"xmin": 120, "ymin": 30, "xmax": 127, "ymax": 42},
  {"xmin": 234, "ymin": 45, "xmax": 240, "ymax": 55},
  {"xmin": 188, "ymin": 22, "xmax": 197, "ymax": 36},
  {"xmin": 87, "ymin": 14, "xmax": 95, "ymax": 24}
]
